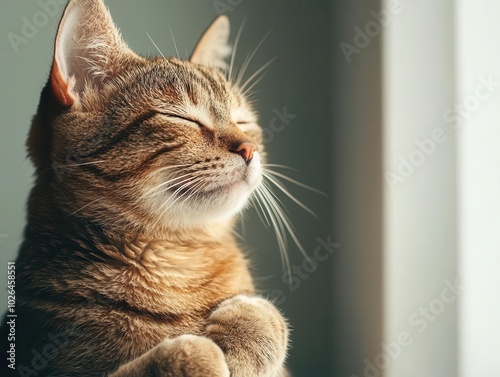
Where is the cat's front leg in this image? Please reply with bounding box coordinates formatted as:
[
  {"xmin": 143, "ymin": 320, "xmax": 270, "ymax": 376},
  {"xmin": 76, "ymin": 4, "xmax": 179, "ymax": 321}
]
[
  {"xmin": 205, "ymin": 295, "xmax": 289, "ymax": 377},
  {"xmin": 109, "ymin": 334, "xmax": 229, "ymax": 377}
]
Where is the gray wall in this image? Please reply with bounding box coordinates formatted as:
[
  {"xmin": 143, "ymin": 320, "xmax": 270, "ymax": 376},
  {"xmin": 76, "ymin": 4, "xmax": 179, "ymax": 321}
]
[
  {"xmin": 331, "ymin": 1, "xmax": 384, "ymax": 376},
  {"xmin": 1, "ymin": 1, "xmax": 384, "ymax": 376}
]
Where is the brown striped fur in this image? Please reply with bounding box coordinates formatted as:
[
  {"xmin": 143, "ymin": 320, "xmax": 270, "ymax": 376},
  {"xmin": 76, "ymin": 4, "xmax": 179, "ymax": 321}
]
[{"xmin": 4, "ymin": 0, "xmax": 289, "ymax": 376}]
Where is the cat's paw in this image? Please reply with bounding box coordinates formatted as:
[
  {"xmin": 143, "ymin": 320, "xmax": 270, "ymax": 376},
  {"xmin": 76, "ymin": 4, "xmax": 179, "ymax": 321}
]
[
  {"xmin": 154, "ymin": 334, "xmax": 229, "ymax": 377},
  {"xmin": 206, "ymin": 295, "xmax": 289, "ymax": 377}
]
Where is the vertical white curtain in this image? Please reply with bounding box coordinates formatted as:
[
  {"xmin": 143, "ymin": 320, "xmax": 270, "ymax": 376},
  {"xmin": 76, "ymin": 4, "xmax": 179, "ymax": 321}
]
[
  {"xmin": 456, "ymin": 1, "xmax": 500, "ymax": 376},
  {"xmin": 383, "ymin": 1, "xmax": 457, "ymax": 377},
  {"xmin": 383, "ymin": 0, "xmax": 500, "ymax": 376}
]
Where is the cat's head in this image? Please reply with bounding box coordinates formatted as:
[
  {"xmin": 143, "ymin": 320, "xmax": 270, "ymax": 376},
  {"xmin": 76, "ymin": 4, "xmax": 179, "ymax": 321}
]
[{"xmin": 29, "ymin": 0, "xmax": 264, "ymax": 234}]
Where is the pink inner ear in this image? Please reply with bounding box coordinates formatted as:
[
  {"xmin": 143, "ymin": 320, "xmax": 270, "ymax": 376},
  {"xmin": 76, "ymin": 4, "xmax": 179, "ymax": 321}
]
[{"xmin": 50, "ymin": 60, "xmax": 74, "ymax": 107}]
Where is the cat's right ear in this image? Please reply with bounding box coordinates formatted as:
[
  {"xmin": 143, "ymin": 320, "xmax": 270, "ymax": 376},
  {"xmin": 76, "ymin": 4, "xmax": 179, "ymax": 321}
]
[
  {"xmin": 50, "ymin": 0, "xmax": 138, "ymax": 107},
  {"xmin": 191, "ymin": 16, "xmax": 231, "ymax": 71}
]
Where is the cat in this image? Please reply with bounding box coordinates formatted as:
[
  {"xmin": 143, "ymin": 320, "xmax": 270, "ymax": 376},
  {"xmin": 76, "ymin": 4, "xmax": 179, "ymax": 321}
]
[{"xmin": 1, "ymin": 0, "xmax": 290, "ymax": 376}]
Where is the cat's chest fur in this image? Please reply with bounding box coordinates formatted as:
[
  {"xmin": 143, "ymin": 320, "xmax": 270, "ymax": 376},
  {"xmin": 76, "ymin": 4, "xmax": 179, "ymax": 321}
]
[
  {"xmin": 88, "ymin": 235, "xmax": 254, "ymax": 313},
  {"xmin": 20, "ymin": 230, "xmax": 254, "ymax": 315},
  {"xmin": 16, "ymin": 231, "xmax": 255, "ymax": 370}
]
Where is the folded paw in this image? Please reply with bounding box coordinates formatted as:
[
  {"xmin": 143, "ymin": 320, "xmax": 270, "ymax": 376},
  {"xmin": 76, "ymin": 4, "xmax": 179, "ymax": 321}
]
[
  {"xmin": 153, "ymin": 335, "xmax": 229, "ymax": 377},
  {"xmin": 109, "ymin": 334, "xmax": 229, "ymax": 377},
  {"xmin": 206, "ymin": 295, "xmax": 289, "ymax": 377}
]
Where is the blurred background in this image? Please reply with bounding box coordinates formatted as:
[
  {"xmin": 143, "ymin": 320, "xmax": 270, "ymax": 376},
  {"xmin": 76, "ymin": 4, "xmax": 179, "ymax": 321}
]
[{"xmin": 0, "ymin": 0, "xmax": 499, "ymax": 376}]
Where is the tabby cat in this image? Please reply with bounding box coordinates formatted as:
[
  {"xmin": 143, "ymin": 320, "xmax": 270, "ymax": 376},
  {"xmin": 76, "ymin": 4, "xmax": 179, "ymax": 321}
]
[{"xmin": 2, "ymin": 0, "xmax": 289, "ymax": 376}]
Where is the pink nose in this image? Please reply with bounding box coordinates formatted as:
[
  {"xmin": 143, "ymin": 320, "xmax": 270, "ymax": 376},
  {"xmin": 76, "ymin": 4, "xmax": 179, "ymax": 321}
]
[{"xmin": 233, "ymin": 142, "xmax": 257, "ymax": 164}]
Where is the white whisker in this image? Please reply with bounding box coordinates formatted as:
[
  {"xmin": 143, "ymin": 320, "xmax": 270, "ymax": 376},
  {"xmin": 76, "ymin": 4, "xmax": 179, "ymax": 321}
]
[
  {"xmin": 239, "ymin": 212, "xmax": 247, "ymax": 238},
  {"xmin": 57, "ymin": 160, "xmax": 106, "ymax": 168},
  {"xmin": 229, "ymin": 20, "xmax": 246, "ymax": 83},
  {"xmin": 261, "ymin": 183, "xmax": 310, "ymax": 261},
  {"xmin": 146, "ymin": 31, "xmax": 182, "ymax": 83},
  {"xmin": 151, "ymin": 175, "xmax": 206, "ymax": 229},
  {"xmin": 69, "ymin": 197, "xmax": 103, "ymax": 216},
  {"xmin": 155, "ymin": 163, "xmax": 194, "ymax": 172},
  {"xmin": 163, "ymin": 176, "xmax": 206, "ymax": 207},
  {"xmin": 235, "ymin": 30, "xmax": 272, "ymax": 87},
  {"xmin": 146, "ymin": 31, "xmax": 166, "ymax": 58},
  {"xmin": 240, "ymin": 57, "xmax": 277, "ymax": 95},
  {"xmin": 169, "ymin": 26, "xmax": 180, "ymax": 59},
  {"xmin": 180, "ymin": 179, "xmax": 207, "ymax": 204},
  {"xmin": 250, "ymin": 195, "xmax": 271, "ymax": 228},
  {"xmin": 145, "ymin": 172, "xmax": 198, "ymax": 197},
  {"xmin": 262, "ymin": 172, "xmax": 318, "ymax": 218},
  {"xmin": 256, "ymin": 187, "xmax": 291, "ymax": 280},
  {"xmin": 264, "ymin": 169, "xmax": 327, "ymax": 196},
  {"xmin": 262, "ymin": 163, "xmax": 299, "ymax": 172}
]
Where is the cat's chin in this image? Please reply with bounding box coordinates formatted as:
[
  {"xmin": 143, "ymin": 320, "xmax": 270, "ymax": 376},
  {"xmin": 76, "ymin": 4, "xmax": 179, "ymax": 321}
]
[
  {"xmin": 153, "ymin": 183, "xmax": 258, "ymax": 231},
  {"xmin": 144, "ymin": 153, "xmax": 262, "ymax": 231}
]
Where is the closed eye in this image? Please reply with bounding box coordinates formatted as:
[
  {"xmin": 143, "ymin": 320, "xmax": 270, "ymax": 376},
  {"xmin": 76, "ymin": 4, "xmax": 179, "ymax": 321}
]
[
  {"xmin": 236, "ymin": 121, "xmax": 259, "ymax": 132},
  {"xmin": 158, "ymin": 112, "xmax": 206, "ymax": 128}
]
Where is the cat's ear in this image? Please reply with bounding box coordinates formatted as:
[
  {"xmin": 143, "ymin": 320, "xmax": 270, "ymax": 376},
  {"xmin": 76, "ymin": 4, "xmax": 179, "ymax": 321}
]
[
  {"xmin": 50, "ymin": 0, "xmax": 138, "ymax": 107},
  {"xmin": 191, "ymin": 16, "xmax": 231, "ymax": 71}
]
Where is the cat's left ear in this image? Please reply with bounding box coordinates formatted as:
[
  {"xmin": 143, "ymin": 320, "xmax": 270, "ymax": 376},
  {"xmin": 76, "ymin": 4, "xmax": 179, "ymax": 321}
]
[{"xmin": 191, "ymin": 16, "xmax": 231, "ymax": 70}]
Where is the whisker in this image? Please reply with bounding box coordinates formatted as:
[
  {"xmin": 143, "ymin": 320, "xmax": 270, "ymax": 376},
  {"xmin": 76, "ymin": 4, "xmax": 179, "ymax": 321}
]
[
  {"xmin": 57, "ymin": 160, "xmax": 106, "ymax": 168},
  {"xmin": 258, "ymin": 185, "xmax": 289, "ymax": 241},
  {"xmin": 240, "ymin": 57, "xmax": 277, "ymax": 95},
  {"xmin": 235, "ymin": 30, "xmax": 272, "ymax": 87},
  {"xmin": 262, "ymin": 163, "xmax": 299, "ymax": 172},
  {"xmin": 144, "ymin": 172, "xmax": 199, "ymax": 197},
  {"xmin": 146, "ymin": 31, "xmax": 182, "ymax": 83},
  {"xmin": 232, "ymin": 228, "xmax": 245, "ymax": 242},
  {"xmin": 261, "ymin": 182, "xmax": 292, "ymax": 233},
  {"xmin": 164, "ymin": 176, "xmax": 206, "ymax": 207},
  {"xmin": 69, "ymin": 197, "xmax": 103, "ymax": 217},
  {"xmin": 264, "ymin": 168, "xmax": 327, "ymax": 196},
  {"xmin": 180, "ymin": 179, "xmax": 207, "ymax": 204},
  {"xmin": 156, "ymin": 163, "xmax": 194, "ymax": 172},
  {"xmin": 250, "ymin": 195, "xmax": 271, "ymax": 228},
  {"xmin": 261, "ymin": 183, "xmax": 310, "ymax": 261},
  {"xmin": 153, "ymin": 176, "xmax": 202, "ymax": 199},
  {"xmin": 229, "ymin": 20, "xmax": 246, "ymax": 83},
  {"xmin": 146, "ymin": 31, "xmax": 166, "ymax": 58},
  {"xmin": 256, "ymin": 187, "xmax": 291, "ymax": 280},
  {"xmin": 263, "ymin": 172, "xmax": 319, "ymax": 218},
  {"xmin": 169, "ymin": 26, "xmax": 180, "ymax": 59},
  {"xmin": 151, "ymin": 175, "xmax": 206, "ymax": 229},
  {"xmin": 240, "ymin": 58, "xmax": 273, "ymax": 91},
  {"xmin": 239, "ymin": 212, "xmax": 247, "ymax": 238}
]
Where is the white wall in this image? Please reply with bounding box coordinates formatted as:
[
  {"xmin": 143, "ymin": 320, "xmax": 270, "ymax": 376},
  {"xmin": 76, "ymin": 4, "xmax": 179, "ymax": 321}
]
[
  {"xmin": 456, "ymin": 1, "xmax": 500, "ymax": 376},
  {"xmin": 383, "ymin": 1, "xmax": 458, "ymax": 376}
]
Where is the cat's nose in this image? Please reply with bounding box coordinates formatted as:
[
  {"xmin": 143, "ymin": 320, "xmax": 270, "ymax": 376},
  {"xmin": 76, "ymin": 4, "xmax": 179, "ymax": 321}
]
[{"xmin": 232, "ymin": 142, "xmax": 257, "ymax": 164}]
